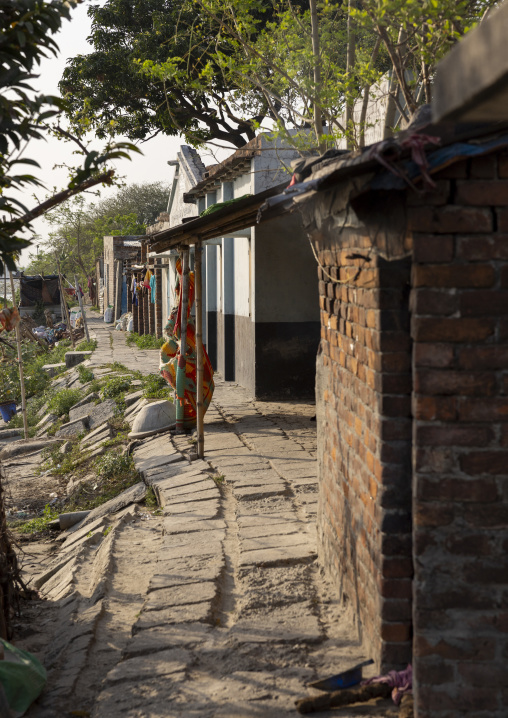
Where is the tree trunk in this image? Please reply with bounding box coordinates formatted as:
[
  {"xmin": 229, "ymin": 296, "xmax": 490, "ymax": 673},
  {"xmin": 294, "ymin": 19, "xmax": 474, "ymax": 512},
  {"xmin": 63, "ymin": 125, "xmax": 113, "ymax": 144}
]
[{"xmin": 309, "ymin": 0, "xmax": 324, "ymax": 150}]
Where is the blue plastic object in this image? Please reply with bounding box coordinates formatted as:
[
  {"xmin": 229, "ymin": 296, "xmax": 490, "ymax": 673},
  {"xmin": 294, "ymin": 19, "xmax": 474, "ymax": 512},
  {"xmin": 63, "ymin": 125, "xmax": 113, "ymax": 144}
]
[
  {"xmin": 308, "ymin": 659, "xmax": 374, "ymax": 692},
  {"xmin": 0, "ymin": 401, "xmax": 16, "ymax": 422}
]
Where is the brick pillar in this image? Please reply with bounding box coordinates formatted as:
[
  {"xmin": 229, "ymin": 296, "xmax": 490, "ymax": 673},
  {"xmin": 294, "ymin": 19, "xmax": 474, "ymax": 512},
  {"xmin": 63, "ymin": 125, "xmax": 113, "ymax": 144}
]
[
  {"xmin": 155, "ymin": 261, "xmax": 163, "ymax": 338},
  {"xmin": 409, "ymin": 152, "xmax": 508, "ymax": 718},
  {"xmin": 313, "ymin": 230, "xmax": 413, "ymax": 671}
]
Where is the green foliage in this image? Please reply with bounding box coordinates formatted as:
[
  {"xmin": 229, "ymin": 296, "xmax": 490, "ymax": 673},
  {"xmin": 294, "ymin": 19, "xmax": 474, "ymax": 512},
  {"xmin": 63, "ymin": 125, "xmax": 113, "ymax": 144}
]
[
  {"xmin": 76, "ymin": 339, "xmax": 98, "ymax": 352},
  {"xmin": 126, "ymin": 332, "xmax": 164, "ymax": 349},
  {"xmin": 95, "ymin": 452, "xmax": 134, "ymax": 480},
  {"xmin": 77, "ymin": 364, "xmax": 95, "ymax": 384},
  {"xmin": 145, "ymin": 487, "xmax": 158, "ymax": 508},
  {"xmin": 0, "ymin": 0, "xmax": 140, "ymax": 273},
  {"xmin": 25, "ymin": 182, "xmax": 169, "ymax": 279},
  {"xmin": 102, "ymin": 375, "xmax": 132, "ymax": 399},
  {"xmin": 17, "ymin": 505, "xmax": 58, "ymax": 535},
  {"xmin": 142, "ymin": 373, "xmax": 172, "ymax": 400},
  {"xmin": 47, "ymin": 388, "xmax": 83, "ymax": 418},
  {"xmin": 60, "ymin": 0, "xmax": 500, "ymax": 153}
]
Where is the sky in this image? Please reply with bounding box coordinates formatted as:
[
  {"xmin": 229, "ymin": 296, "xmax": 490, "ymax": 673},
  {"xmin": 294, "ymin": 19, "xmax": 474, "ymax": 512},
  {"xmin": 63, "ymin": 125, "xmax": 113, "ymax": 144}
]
[{"xmin": 19, "ymin": 1, "xmax": 221, "ymax": 267}]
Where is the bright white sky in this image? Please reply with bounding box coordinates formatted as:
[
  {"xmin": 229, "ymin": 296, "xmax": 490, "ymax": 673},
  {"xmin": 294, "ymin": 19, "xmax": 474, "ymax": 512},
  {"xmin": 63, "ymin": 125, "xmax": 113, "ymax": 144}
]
[{"xmin": 19, "ymin": 0, "xmax": 226, "ymax": 267}]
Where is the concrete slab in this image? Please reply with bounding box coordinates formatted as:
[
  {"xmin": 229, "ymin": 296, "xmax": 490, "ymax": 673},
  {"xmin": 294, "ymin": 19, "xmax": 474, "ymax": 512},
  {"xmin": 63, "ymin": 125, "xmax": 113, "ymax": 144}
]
[
  {"xmin": 134, "ymin": 602, "xmax": 212, "ymax": 631},
  {"xmin": 238, "ymin": 543, "xmax": 317, "ymax": 568},
  {"xmin": 88, "ymin": 399, "xmax": 117, "ymax": 430},
  {"xmin": 123, "ymin": 624, "xmax": 212, "ymax": 658},
  {"xmin": 65, "ymin": 351, "xmax": 93, "ymax": 368},
  {"xmin": 42, "ymin": 362, "xmax": 66, "ymax": 377},
  {"xmin": 55, "ymin": 417, "xmax": 88, "ymax": 438},
  {"xmin": 240, "ymin": 532, "xmax": 312, "ymax": 553},
  {"xmin": 232, "ymin": 604, "xmax": 323, "ymax": 645},
  {"xmin": 144, "ymin": 582, "xmax": 217, "ymax": 610},
  {"xmin": 105, "ymin": 648, "xmax": 190, "ymax": 685}
]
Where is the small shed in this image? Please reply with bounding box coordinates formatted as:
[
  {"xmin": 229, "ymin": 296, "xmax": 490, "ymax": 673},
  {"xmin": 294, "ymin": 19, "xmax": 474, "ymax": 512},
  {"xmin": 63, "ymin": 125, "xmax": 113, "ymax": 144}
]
[{"xmin": 18, "ymin": 274, "xmax": 61, "ymax": 318}]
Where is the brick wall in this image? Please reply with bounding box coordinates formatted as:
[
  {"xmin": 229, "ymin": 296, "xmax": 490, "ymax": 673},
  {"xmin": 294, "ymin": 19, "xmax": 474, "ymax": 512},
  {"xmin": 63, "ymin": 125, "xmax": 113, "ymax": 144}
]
[
  {"xmin": 314, "ymin": 221, "xmax": 413, "ymax": 670},
  {"xmin": 410, "ymin": 153, "xmax": 508, "ymax": 717}
]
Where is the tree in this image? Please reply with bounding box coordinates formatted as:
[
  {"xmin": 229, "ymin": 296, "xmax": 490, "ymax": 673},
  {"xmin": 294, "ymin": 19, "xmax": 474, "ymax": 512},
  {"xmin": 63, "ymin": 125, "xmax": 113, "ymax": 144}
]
[
  {"xmin": 61, "ymin": 0, "xmax": 498, "ymax": 155},
  {"xmin": 0, "ymin": 0, "xmax": 139, "ymax": 273},
  {"xmin": 60, "ymin": 0, "xmax": 289, "ymax": 148},
  {"xmin": 23, "ymin": 181, "xmax": 169, "ymax": 280}
]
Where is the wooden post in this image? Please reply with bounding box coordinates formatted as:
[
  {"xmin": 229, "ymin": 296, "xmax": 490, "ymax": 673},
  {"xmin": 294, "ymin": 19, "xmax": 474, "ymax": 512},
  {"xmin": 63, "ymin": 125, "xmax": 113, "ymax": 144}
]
[
  {"xmin": 9, "ymin": 272, "xmax": 28, "ymax": 440},
  {"xmin": 74, "ymin": 275, "xmax": 90, "ymax": 343},
  {"xmin": 58, "ymin": 264, "xmax": 75, "ymax": 348},
  {"xmin": 194, "ymin": 242, "xmax": 205, "ymax": 458},
  {"xmin": 175, "ymin": 249, "xmax": 190, "ymax": 434}
]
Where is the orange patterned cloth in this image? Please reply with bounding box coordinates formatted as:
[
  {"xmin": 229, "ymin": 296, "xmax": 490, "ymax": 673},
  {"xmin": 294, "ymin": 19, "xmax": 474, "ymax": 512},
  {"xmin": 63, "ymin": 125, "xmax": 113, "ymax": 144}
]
[
  {"xmin": 0, "ymin": 307, "xmax": 20, "ymax": 333},
  {"xmin": 159, "ymin": 259, "xmax": 214, "ymax": 429}
]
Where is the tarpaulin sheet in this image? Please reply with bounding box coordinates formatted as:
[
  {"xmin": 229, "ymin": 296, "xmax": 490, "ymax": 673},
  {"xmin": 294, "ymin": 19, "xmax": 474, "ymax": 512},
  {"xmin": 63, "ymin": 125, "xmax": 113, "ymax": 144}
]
[{"xmin": 20, "ymin": 276, "xmax": 60, "ymax": 306}]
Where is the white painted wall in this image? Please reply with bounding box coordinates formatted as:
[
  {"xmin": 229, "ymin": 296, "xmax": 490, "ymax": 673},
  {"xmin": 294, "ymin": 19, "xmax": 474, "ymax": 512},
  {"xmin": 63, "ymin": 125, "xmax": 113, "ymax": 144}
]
[{"xmin": 233, "ymin": 237, "xmax": 251, "ymax": 318}]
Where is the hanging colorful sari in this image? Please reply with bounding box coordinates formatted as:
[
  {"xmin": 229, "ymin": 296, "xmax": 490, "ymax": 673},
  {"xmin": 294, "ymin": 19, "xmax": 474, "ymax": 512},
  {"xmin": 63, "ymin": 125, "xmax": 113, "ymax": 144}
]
[{"xmin": 159, "ymin": 258, "xmax": 214, "ymax": 429}]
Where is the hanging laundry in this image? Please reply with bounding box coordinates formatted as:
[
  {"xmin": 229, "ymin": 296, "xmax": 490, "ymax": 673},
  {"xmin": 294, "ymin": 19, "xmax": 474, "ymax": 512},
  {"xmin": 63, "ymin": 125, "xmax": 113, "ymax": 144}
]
[
  {"xmin": 0, "ymin": 307, "xmax": 20, "ymax": 333},
  {"xmin": 143, "ymin": 268, "xmax": 152, "ymax": 289},
  {"xmin": 159, "ymin": 258, "xmax": 214, "ymax": 430},
  {"xmin": 150, "ymin": 273, "xmax": 156, "ymax": 304}
]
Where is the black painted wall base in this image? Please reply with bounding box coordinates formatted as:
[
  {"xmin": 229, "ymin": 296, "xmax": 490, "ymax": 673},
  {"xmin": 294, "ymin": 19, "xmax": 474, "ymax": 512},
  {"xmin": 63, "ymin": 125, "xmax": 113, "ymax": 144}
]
[
  {"xmin": 207, "ymin": 310, "xmax": 217, "ymax": 370},
  {"xmin": 255, "ymin": 321, "xmax": 320, "ymax": 399}
]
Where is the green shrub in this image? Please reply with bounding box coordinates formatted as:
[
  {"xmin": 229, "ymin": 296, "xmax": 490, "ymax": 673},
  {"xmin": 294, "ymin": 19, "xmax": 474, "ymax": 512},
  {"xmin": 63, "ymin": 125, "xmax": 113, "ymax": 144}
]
[
  {"xmin": 47, "ymin": 388, "xmax": 83, "ymax": 417},
  {"xmin": 102, "ymin": 376, "xmax": 132, "ymax": 399},
  {"xmin": 76, "ymin": 339, "xmax": 98, "ymax": 352},
  {"xmin": 95, "ymin": 452, "xmax": 134, "ymax": 480},
  {"xmin": 17, "ymin": 504, "xmax": 58, "ymax": 534},
  {"xmin": 126, "ymin": 332, "xmax": 164, "ymax": 350},
  {"xmin": 77, "ymin": 364, "xmax": 94, "ymax": 383},
  {"xmin": 142, "ymin": 373, "xmax": 172, "ymax": 400}
]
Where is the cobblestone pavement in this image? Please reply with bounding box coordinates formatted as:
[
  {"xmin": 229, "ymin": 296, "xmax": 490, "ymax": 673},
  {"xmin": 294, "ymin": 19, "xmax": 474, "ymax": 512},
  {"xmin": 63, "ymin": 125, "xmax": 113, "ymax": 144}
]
[{"xmin": 21, "ymin": 313, "xmax": 395, "ymax": 717}]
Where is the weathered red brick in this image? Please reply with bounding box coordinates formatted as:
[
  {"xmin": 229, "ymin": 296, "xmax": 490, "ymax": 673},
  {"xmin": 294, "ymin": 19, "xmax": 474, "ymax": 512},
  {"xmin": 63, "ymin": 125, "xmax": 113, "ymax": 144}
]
[
  {"xmin": 460, "ymin": 289, "xmax": 508, "ymax": 316},
  {"xmin": 413, "ymin": 343, "xmax": 455, "ymax": 368},
  {"xmin": 459, "ymin": 397, "xmax": 508, "ymax": 421},
  {"xmin": 413, "ymin": 395, "xmax": 457, "ymax": 421},
  {"xmin": 458, "ymin": 345, "xmax": 508, "ymax": 369},
  {"xmin": 415, "ymin": 424, "xmax": 494, "ymax": 447},
  {"xmin": 412, "ymin": 233, "xmax": 454, "ymax": 262},
  {"xmin": 415, "ymin": 369, "xmax": 496, "ymax": 396},
  {"xmin": 412, "ymin": 317, "xmax": 495, "ymax": 342},
  {"xmin": 411, "ymin": 288, "xmax": 459, "ymax": 316},
  {"xmin": 456, "ymin": 234, "xmax": 508, "ymax": 260},
  {"xmin": 408, "ymin": 206, "xmax": 493, "ymax": 234},
  {"xmin": 455, "ymin": 179, "xmax": 508, "ymax": 205},
  {"xmin": 460, "ymin": 450, "xmax": 508, "ymax": 475},
  {"xmin": 413, "ymin": 264, "xmax": 495, "ymax": 288}
]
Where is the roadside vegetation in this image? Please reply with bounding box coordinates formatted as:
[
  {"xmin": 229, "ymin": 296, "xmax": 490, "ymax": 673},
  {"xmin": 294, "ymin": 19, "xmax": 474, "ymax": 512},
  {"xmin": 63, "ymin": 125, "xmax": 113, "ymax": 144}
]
[
  {"xmin": 7, "ymin": 352, "xmax": 172, "ymax": 536},
  {"xmin": 126, "ymin": 332, "xmax": 164, "ymax": 350}
]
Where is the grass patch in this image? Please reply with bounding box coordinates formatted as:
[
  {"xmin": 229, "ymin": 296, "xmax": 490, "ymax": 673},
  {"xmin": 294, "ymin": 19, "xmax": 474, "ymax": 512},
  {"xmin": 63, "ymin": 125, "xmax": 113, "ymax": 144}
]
[
  {"xmin": 102, "ymin": 376, "xmax": 132, "ymax": 399},
  {"xmin": 40, "ymin": 441, "xmax": 91, "ymax": 477},
  {"xmin": 17, "ymin": 504, "xmax": 58, "ymax": 534},
  {"xmin": 47, "ymin": 388, "xmax": 84, "ymax": 418},
  {"xmin": 142, "ymin": 373, "xmax": 172, "ymax": 400},
  {"xmin": 145, "ymin": 487, "xmax": 158, "ymax": 508},
  {"xmin": 90, "ymin": 305, "xmax": 100, "ymax": 312},
  {"xmin": 126, "ymin": 332, "xmax": 164, "ymax": 350},
  {"xmin": 76, "ymin": 339, "xmax": 98, "ymax": 352},
  {"xmin": 67, "ymin": 453, "xmax": 139, "ymax": 511},
  {"xmin": 77, "ymin": 364, "xmax": 94, "ymax": 384}
]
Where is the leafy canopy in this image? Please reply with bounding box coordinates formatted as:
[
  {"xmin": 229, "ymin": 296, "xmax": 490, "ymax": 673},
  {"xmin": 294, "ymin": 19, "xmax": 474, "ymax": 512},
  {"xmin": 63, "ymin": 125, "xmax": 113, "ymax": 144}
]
[
  {"xmin": 24, "ymin": 181, "xmax": 169, "ymax": 280},
  {"xmin": 0, "ymin": 0, "xmax": 140, "ymax": 272}
]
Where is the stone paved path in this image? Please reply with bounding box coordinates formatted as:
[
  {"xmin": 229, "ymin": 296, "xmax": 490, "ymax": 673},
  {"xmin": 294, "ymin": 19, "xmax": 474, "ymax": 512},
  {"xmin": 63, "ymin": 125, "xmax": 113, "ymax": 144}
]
[{"xmin": 21, "ymin": 312, "xmax": 396, "ymax": 717}]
